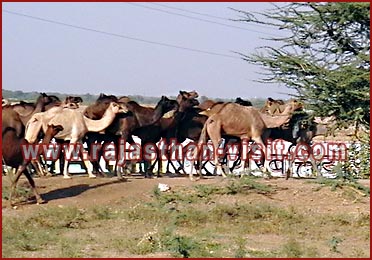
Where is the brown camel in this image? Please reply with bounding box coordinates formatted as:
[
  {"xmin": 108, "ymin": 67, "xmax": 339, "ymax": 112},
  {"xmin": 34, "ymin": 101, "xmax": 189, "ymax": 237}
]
[
  {"xmin": 198, "ymin": 99, "xmax": 218, "ymax": 111},
  {"xmin": 82, "ymin": 95, "xmax": 179, "ymax": 177},
  {"xmin": 3, "ymin": 124, "xmax": 64, "ymax": 207},
  {"xmin": 193, "ymin": 103, "xmax": 297, "ymax": 180},
  {"xmin": 11, "ymin": 93, "xmax": 60, "ymax": 117},
  {"xmin": 2, "ymin": 107, "xmax": 25, "ymax": 138},
  {"xmin": 25, "ymin": 102, "xmax": 128, "ymax": 179},
  {"xmin": 118, "ymin": 96, "xmax": 132, "ymax": 103}
]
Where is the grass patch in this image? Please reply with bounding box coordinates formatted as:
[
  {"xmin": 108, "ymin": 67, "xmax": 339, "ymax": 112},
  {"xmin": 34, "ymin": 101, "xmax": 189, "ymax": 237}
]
[
  {"xmin": 2, "ymin": 177, "xmax": 369, "ymax": 258},
  {"xmin": 2, "ymin": 182, "xmax": 34, "ymax": 203},
  {"xmin": 309, "ymin": 178, "xmax": 370, "ymax": 196}
]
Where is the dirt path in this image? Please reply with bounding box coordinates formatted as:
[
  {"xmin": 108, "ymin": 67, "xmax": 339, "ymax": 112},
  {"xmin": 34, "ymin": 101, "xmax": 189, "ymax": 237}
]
[{"xmin": 3, "ymin": 174, "xmax": 369, "ymax": 215}]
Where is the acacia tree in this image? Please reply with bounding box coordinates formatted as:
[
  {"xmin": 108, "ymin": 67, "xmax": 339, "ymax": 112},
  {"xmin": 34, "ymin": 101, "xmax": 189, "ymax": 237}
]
[{"xmin": 236, "ymin": 2, "xmax": 370, "ymax": 137}]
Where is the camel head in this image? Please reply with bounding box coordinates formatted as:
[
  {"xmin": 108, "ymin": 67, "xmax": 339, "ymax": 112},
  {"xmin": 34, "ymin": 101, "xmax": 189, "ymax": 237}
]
[
  {"xmin": 97, "ymin": 93, "xmax": 118, "ymax": 104},
  {"xmin": 37, "ymin": 93, "xmax": 61, "ymax": 106},
  {"xmin": 46, "ymin": 124, "xmax": 64, "ymax": 136},
  {"xmin": 262, "ymin": 97, "xmax": 301, "ymax": 115},
  {"xmin": 65, "ymin": 96, "xmax": 83, "ymax": 104},
  {"xmin": 235, "ymin": 97, "xmax": 252, "ymax": 107},
  {"xmin": 108, "ymin": 102, "xmax": 128, "ymax": 114},
  {"xmin": 177, "ymin": 90, "xmax": 199, "ymax": 105},
  {"xmin": 2, "ymin": 98, "xmax": 9, "ymax": 106},
  {"xmin": 286, "ymin": 99, "xmax": 304, "ymax": 112},
  {"xmin": 177, "ymin": 92, "xmax": 200, "ymax": 111},
  {"xmin": 156, "ymin": 96, "xmax": 179, "ymax": 114},
  {"xmin": 179, "ymin": 90, "xmax": 199, "ymax": 99}
]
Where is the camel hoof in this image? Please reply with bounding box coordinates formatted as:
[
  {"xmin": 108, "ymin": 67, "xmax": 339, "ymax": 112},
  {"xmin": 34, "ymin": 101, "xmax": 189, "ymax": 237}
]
[
  {"xmin": 89, "ymin": 175, "xmax": 97, "ymax": 179},
  {"xmin": 63, "ymin": 175, "xmax": 72, "ymax": 179},
  {"xmin": 37, "ymin": 199, "xmax": 46, "ymax": 205},
  {"xmin": 118, "ymin": 177, "xmax": 127, "ymax": 182}
]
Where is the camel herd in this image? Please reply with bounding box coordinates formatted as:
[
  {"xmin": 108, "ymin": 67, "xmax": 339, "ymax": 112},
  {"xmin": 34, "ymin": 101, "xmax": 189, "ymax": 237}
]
[{"xmin": 2, "ymin": 91, "xmax": 327, "ymax": 206}]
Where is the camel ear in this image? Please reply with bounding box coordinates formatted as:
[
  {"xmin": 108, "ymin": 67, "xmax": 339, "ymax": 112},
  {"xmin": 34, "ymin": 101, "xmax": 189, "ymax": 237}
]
[
  {"xmin": 179, "ymin": 91, "xmax": 186, "ymax": 95},
  {"xmin": 161, "ymin": 96, "xmax": 167, "ymax": 100},
  {"xmin": 41, "ymin": 92, "xmax": 47, "ymax": 97},
  {"xmin": 268, "ymin": 97, "xmax": 274, "ymax": 102}
]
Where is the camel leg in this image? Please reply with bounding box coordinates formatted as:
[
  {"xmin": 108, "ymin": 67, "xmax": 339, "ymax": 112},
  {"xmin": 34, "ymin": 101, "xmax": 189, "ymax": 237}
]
[
  {"xmin": 208, "ymin": 124, "xmax": 226, "ymax": 178},
  {"xmin": 8, "ymin": 164, "xmax": 43, "ymax": 207},
  {"xmin": 189, "ymin": 146, "xmax": 199, "ymax": 181},
  {"xmin": 23, "ymin": 167, "xmax": 45, "ymax": 204},
  {"xmin": 62, "ymin": 142, "xmax": 74, "ymax": 179},
  {"xmin": 251, "ymin": 136, "xmax": 270, "ymax": 179},
  {"xmin": 157, "ymin": 147, "xmax": 162, "ymax": 178},
  {"xmin": 9, "ymin": 165, "xmax": 24, "ymax": 207}
]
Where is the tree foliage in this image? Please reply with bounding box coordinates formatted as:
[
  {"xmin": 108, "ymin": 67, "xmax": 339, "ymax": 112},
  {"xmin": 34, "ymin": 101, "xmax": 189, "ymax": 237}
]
[{"xmin": 236, "ymin": 2, "xmax": 370, "ymax": 135}]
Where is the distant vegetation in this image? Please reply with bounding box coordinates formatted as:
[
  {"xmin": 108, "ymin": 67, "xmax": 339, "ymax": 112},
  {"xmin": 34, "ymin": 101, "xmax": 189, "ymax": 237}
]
[{"xmin": 2, "ymin": 89, "xmax": 267, "ymax": 107}]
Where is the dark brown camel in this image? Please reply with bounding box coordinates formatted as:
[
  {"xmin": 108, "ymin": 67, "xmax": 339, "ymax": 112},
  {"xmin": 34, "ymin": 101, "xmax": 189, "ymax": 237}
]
[
  {"xmin": 235, "ymin": 97, "xmax": 252, "ymax": 106},
  {"xmin": 83, "ymin": 95, "xmax": 179, "ymax": 177},
  {"xmin": 3, "ymin": 124, "xmax": 64, "ymax": 207},
  {"xmin": 129, "ymin": 91, "xmax": 200, "ymax": 176}
]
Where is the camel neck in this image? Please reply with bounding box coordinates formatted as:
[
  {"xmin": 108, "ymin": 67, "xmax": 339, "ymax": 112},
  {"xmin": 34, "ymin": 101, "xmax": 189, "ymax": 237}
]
[
  {"xmin": 84, "ymin": 106, "xmax": 116, "ymax": 132},
  {"xmin": 260, "ymin": 112, "xmax": 292, "ymax": 128}
]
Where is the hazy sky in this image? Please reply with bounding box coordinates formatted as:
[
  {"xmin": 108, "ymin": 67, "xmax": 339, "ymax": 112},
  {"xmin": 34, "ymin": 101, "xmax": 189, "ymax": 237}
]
[{"xmin": 3, "ymin": 2, "xmax": 295, "ymax": 99}]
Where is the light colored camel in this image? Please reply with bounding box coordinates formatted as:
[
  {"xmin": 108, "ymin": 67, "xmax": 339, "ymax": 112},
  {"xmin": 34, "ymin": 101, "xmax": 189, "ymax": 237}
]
[
  {"xmin": 193, "ymin": 103, "xmax": 297, "ymax": 180},
  {"xmin": 25, "ymin": 102, "xmax": 128, "ymax": 179}
]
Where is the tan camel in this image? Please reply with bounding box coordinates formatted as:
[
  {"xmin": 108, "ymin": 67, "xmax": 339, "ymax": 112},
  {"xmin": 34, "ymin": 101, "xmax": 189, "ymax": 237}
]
[
  {"xmin": 261, "ymin": 98, "xmax": 302, "ymax": 115},
  {"xmin": 25, "ymin": 102, "xmax": 128, "ymax": 179},
  {"xmin": 192, "ymin": 103, "xmax": 296, "ymax": 180}
]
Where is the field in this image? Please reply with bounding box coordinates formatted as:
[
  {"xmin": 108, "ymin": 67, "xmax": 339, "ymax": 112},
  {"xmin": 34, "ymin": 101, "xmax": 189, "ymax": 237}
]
[{"xmin": 2, "ymin": 174, "xmax": 370, "ymax": 258}]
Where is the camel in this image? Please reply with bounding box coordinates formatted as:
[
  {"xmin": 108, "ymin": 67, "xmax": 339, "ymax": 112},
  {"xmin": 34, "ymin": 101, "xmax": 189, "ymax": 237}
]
[
  {"xmin": 3, "ymin": 124, "xmax": 64, "ymax": 207},
  {"xmin": 3, "ymin": 93, "xmax": 61, "ymax": 134},
  {"xmin": 235, "ymin": 97, "xmax": 252, "ymax": 106},
  {"xmin": 199, "ymin": 97, "xmax": 254, "ymax": 118},
  {"xmin": 10, "ymin": 93, "xmax": 60, "ymax": 117},
  {"xmin": 176, "ymin": 90, "xmax": 198, "ymax": 104},
  {"xmin": 198, "ymin": 99, "xmax": 217, "ymax": 111},
  {"xmin": 110, "ymin": 96, "xmax": 180, "ymax": 177},
  {"xmin": 130, "ymin": 91, "xmax": 200, "ymax": 177},
  {"xmin": 2, "ymin": 107, "xmax": 25, "ymax": 138},
  {"xmin": 118, "ymin": 96, "xmax": 132, "ymax": 103},
  {"xmin": 25, "ymin": 102, "xmax": 128, "ymax": 179},
  {"xmin": 2, "ymin": 98, "xmax": 10, "ymax": 106},
  {"xmin": 82, "ymin": 95, "xmax": 179, "ymax": 177},
  {"xmin": 192, "ymin": 103, "xmax": 297, "ymax": 180},
  {"xmin": 261, "ymin": 97, "xmax": 297, "ymax": 115}
]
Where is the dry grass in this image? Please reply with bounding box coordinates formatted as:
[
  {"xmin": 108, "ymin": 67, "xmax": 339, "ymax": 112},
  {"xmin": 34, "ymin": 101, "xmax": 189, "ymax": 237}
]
[{"xmin": 2, "ymin": 176, "xmax": 370, "ymax": 258}]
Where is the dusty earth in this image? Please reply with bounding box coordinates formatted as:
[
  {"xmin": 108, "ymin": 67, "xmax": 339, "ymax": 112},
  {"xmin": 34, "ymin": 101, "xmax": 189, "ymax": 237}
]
[{"xmin": 2, "ymin": 173, "xmax": 370, "ymax": 258}]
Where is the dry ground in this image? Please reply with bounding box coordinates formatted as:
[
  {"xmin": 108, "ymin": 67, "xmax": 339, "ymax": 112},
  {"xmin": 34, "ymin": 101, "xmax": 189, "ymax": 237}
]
[{"xmin": 2, "ymin": 173, "xmax": 370, "ymax": 258}]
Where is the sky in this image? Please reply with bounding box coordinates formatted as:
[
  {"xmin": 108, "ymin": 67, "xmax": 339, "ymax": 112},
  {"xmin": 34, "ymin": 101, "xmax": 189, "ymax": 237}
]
[{"xmin": 2, "ymin": 2, "xmax": 295, "ymax": 99}]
